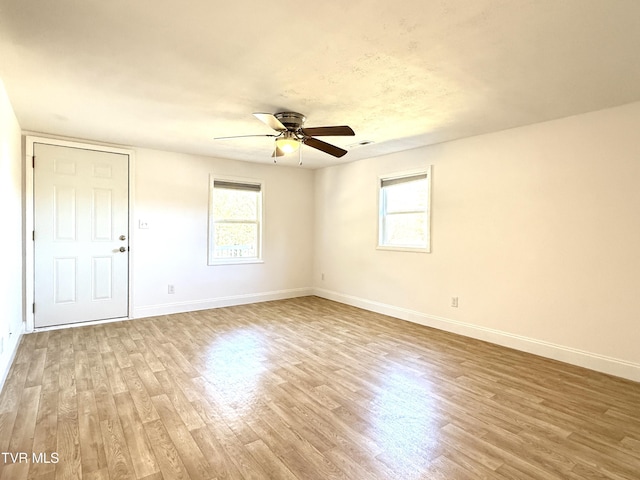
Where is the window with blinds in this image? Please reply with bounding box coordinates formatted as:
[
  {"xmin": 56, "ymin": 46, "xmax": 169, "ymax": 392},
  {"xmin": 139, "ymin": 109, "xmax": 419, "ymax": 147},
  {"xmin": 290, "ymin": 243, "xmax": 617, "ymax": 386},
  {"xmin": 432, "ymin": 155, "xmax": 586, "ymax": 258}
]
[
  {"xmin": 378, "ymin": 168, "xmax": 431, "ymax": 252},
  {"xmin": 209, "ymin": 177, "xmax": 263, "ymax": 264}
]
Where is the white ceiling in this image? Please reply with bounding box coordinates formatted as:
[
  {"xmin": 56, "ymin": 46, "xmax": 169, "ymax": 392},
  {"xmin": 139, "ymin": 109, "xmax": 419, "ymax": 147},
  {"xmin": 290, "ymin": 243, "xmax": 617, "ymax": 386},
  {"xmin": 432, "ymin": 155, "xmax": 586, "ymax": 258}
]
[{"xmin": 1, "ymin": 0, "xmax": 640, "ymax": 168}]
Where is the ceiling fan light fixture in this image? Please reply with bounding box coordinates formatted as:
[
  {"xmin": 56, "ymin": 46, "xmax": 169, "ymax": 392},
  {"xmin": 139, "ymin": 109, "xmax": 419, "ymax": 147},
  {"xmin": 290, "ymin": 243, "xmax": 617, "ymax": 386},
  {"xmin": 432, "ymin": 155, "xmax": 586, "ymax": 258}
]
[{"xmin": 275, "ymin": 132, "xmax": 300, "ymax": 153}]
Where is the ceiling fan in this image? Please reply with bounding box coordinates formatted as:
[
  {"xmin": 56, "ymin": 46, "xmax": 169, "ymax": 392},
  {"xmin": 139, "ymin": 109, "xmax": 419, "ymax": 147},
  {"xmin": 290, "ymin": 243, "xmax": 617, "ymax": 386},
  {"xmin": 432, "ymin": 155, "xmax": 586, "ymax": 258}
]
[{"xmin": 215, "ymin": 112, "xmax": 355, "ymax": 164}]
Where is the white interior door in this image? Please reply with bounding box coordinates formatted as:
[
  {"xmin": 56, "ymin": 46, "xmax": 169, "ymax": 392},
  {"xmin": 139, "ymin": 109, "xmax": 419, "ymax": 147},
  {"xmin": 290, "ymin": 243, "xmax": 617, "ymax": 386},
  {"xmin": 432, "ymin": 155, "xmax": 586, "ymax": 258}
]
[{"xmin": 34, "ymin": 143, "xmax": 129, "ymax": 327}]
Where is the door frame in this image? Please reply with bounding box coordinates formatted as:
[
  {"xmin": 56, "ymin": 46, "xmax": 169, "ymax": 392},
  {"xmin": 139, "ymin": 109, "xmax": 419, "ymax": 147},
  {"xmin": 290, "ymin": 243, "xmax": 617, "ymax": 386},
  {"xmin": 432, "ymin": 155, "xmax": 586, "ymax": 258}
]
[{"xmin": 25, "ymin": 135, "xmax": 136, "ymax": 332}]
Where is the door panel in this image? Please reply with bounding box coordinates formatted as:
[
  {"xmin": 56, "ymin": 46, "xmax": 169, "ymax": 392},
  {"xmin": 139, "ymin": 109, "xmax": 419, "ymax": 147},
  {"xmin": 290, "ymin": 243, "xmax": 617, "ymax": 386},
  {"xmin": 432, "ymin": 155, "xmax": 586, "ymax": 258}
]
[
  {"xmin": 54, "ymin": 257, "xmax": 77, "ymax": 303},
  {"xmin": 93, "ymin": 189, "xmax": 113, "ymax": 240},
  {"xmin": 54, "ymin": 186, "xmax": 77, "ymax": 240},
  {"xmin": 34, "ymin": 143, "xmax": 129, "ymax": 327},
  {"xmin": 92, "ymin": 256, "xmax": 113, "ymax": 300}
]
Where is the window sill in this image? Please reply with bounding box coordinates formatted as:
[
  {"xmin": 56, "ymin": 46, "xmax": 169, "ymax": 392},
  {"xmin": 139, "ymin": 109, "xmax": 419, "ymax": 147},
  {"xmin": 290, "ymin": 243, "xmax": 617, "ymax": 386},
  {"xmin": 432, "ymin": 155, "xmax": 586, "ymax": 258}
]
[
  {"xmin": 208, "ymin": 258, "xmax": 264, "ymax": 266},
  {"xmin": 377, "ymin": 245, "xmax": 431, "ymax": 253}
]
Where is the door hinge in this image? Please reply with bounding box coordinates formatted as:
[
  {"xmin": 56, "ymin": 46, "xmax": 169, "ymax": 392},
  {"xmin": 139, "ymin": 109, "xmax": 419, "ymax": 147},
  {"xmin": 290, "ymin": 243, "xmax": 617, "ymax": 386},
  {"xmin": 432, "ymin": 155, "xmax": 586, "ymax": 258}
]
[
  {"xmin": 32, "ymin": 230, "xmax": 35, "ymax": 241},
  {"xmin": 32, "ymin": 303, "xmax": 35, "ymax": 314},
  {"xmin": 32, "ymin": 155, "xmax": 35, "ymax": 168}
]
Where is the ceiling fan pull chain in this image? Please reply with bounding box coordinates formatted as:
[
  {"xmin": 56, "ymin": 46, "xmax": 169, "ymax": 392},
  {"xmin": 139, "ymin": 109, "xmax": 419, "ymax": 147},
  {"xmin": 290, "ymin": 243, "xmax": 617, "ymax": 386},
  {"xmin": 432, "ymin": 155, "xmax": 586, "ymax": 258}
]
[{"xmin": 299, "ymin": 141, "xmax": 303, "ymax": 166}]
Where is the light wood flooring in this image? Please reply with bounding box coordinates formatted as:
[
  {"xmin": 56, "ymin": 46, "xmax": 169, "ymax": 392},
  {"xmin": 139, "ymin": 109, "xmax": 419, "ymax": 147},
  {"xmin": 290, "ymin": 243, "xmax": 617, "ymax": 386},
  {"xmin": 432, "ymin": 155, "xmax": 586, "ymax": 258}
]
[{"xmin": 1, "ymin": 296, "xmax": 639, "ymax": 479}]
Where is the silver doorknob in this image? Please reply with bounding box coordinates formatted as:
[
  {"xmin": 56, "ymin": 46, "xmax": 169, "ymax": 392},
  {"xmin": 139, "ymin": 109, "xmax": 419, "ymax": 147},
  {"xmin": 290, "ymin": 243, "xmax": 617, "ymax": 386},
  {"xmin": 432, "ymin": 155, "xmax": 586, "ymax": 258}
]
[
  {"xmin": 119, "ymin": 246, "xmax": 127, "ymax": 252},
  {"xmin": 119, "ymin": 235, "xmax": 127, "ymax": 241}
]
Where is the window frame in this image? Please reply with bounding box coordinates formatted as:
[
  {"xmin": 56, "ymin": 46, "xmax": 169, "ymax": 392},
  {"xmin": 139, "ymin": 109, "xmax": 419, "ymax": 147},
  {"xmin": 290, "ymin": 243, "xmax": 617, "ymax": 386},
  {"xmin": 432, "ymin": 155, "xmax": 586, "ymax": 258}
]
[
  {"xmin": 377, "ymin": 166, "xmax": 432, "ymax": 253},
  {"xmin": 208, "ymin": 175, "xmax": 264, "ymax": 265}
]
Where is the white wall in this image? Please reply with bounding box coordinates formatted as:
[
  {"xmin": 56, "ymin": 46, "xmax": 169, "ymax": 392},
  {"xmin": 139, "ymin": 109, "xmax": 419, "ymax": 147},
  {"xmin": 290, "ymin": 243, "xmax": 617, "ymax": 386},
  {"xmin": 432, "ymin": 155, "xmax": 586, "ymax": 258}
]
[
  {"xmin": 314, "ymin": 101, "xmax": 640, "ymax": 381},
  {"xmin": 133, "ymin": 148, "xmax": 315, "ymax": 317},
  {"xmin": 0, "ymin": 79, "xmax": 24, "ymax": 387}
]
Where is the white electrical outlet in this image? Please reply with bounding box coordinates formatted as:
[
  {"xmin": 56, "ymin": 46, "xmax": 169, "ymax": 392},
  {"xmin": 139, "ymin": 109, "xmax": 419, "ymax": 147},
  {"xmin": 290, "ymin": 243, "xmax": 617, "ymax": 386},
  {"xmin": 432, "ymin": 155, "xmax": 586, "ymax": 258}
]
[
  {"xmin": 451, "ymin": 297, "xmax": 459, "ymax": 308},
  {"xmin": 139, "ymin": 219, "xmax": 149, "ymax": 229},
  {"xmin": 321, "ymin": 273, "xmax": 325, "ymax": 281},
  {"xmin": 168, "ymin": 284, "xmax": 175, "ymax": 294}
]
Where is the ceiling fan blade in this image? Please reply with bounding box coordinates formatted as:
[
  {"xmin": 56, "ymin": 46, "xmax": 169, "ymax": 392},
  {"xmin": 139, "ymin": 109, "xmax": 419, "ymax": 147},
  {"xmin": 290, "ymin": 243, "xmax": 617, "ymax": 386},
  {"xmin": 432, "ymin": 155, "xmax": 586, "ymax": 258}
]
[
  {"xmin": 214, "ymin": 134, "xmax": 278, "ymax": 140},
  {"xmin": 253, "ymin": 113, "xmax": 287, "ymax": 131},
  {"xmin": 300, "ymin": 126, "xmax": 355, "ymax": 137},
  {"xmin": 304, "ymin": 137, "xmax": 348, "ymax": 158}
]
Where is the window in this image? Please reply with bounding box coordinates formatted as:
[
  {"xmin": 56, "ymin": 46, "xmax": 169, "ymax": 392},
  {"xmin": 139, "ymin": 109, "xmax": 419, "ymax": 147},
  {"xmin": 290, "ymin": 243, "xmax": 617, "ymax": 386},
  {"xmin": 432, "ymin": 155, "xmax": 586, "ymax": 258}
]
[
  {"xmin": 378, "ymin": 167, "xmax": 431, "ymax": 252},
  {"xmin": 209, "ymin": 177, "xmax": 263, "ymax": 264}
]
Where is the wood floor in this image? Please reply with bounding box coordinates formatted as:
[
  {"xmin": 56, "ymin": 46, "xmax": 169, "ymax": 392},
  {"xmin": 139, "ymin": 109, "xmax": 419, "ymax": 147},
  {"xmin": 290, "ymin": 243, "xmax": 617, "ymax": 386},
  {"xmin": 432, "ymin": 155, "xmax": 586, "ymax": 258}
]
[{"xmin": 1, "ymin": 297, "xmax": 639, "ymax": 480}]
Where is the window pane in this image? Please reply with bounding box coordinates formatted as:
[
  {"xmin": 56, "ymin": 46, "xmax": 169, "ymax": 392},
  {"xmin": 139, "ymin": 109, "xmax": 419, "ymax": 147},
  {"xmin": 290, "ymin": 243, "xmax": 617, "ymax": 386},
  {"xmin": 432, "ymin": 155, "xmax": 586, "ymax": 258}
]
[
  {"xmin": 384, "ymin": 178, "xmax": 427, "ymax": 213},
  {"xmin": 213, "ymin": 188, "xmax": 258, "ymax": 221},
  {"xmin": 384, "ymin": 213, "xmax": 427, "ymax": 247},
  {"xmin": 213, "ymin": 223, "xmax": 258, "ymax": 258},
  {"xmin": 209, "ymin": 177, "xmax": 263, "ymax": 264}
]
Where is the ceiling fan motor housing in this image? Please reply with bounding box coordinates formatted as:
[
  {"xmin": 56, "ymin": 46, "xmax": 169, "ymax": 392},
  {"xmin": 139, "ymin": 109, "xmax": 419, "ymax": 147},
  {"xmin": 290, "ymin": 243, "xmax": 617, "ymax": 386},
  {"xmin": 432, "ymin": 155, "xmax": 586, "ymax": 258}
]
[{"xmin": 274, "ymin": 112, "xmax": 306, "ymax": 131}]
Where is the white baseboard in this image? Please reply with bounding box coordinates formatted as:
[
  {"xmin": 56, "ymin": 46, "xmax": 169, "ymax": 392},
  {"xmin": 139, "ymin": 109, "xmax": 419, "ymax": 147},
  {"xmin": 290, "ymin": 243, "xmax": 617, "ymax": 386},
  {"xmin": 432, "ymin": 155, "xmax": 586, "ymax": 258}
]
[
  {"xmin": 133, "ymin": 287, "xmax": 314, "ymax": 318},
  {"xmin": 314, "ymin": 288, "xmax": 640, "ymax": 383},
  {"xmin": 0, "ymin": 328, "xmax": 24, "ymax": 394}
]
